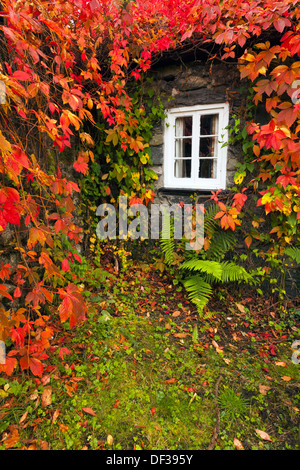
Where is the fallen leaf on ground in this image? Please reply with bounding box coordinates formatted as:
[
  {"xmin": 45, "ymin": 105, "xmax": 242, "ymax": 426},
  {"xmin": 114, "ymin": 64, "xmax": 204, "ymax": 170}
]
[
  {"xmin": 281, "ymin": 376, "xmax": 292, "ymax": 381},
  {"xmin": 82, "ymin": 407, "xmax": 97, "ymax": 416},
  {"xmin": 173, "ymin": 332, "xmax": 187, "ymax": 338},
  {"xmin": 19, "ymin": 410, "xmax": 28, "ymax": 425},
  {"xmin": 41, "ymin": 386, "xmax": 52, "ymax": 407},
  {"xmin": 172, "ymin": 310, "xmax": 181, "ymax": 317},
  {"xmin": 4, "ymin": 426, "xmax": 19, "ymax": 449},
  {"xmin": 236, "ymin": 303, "xmax": 246, "ymax": 314},
  {"xmin": 212, "ymin": 339, "xmax": 223, "ymax": 354},
  {"xmin": 39, "ymin": 440, "xmax": 49, "ymax": 450},
  {"xmin": 259, "ymin": 384, "xmax": 271, "ymax": 395},
  {"xmin": 233, "ymin": 438, "xmax": 244, "ymax": 450},
  {"xmin": 58, "ymin": 423, "xmax": 69, "ymax": 433},
  {"xmin": 29, "ymin": 389, "xmax": 39, "ymax": 400},
  {"xmin": 275, "ymin": 361, "xmax": 286, "ymax": 367},
  {"xmin": 164, "ymin": 378, "xmax": 177, "ymax": 384},
  {"xmin": 255, "ymin": 429, "xmax": 272, "ymax": 441},
  {"xmin": 52, "ymin": 408, "xmax": 60, "ymax": 423},
  {"xmin": 107, "ymin": 434, "xmax": 113, "ymax": 445}
]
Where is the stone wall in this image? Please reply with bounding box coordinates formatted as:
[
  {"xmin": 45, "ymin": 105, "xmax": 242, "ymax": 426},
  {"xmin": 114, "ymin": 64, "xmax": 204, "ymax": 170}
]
[{"xmin": 147, "ymin": 59, "xmax": 247, "ymax": 205}]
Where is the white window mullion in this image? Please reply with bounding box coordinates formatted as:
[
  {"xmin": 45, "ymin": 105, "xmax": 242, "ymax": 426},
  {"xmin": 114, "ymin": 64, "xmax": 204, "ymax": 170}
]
[{"xmin": 191, "ymin": 113, "xmax": 199, "ymax": 185}]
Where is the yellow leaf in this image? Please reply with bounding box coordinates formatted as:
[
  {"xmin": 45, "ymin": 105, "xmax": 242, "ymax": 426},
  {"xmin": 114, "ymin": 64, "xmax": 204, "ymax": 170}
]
[
  {"xmin": 281, "ymin": 376, "xmax": 292, "ymax": 381},
  {"xmin": 0, "ymin": 130, "xmax": 11, "ymax": 153},
  {"xmin": 258, "ymin": 66, "xmax": 267, "ymax": 75},
  {"xmin": 107, "ymin": 434, "xmax": 113, "ymax": 446},
  {"xmin": 234, "ymin": 172, "xmax": 245, "ymax": 185},
  {"xmin": 244, "ymin": 53, "xmax": 255, "ymax": 62}
]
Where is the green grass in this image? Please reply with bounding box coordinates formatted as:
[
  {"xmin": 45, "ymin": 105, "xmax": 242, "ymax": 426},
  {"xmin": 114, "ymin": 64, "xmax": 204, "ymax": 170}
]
[{"xmin": 0, "ymin": 260, "xmax": 299, "ymax": 450}]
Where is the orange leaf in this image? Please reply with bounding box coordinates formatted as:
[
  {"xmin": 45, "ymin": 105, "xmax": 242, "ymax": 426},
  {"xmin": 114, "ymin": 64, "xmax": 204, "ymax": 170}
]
[
  {"xmin": 164, "ymin": 378, "xmax": 177, "ymax": 384},
  {"xmin": 233, "ymin": 438, "xmax": 244, "ymax": 450},
  {"xmin": 52, "ymin": 408, "xmax": 60, "ymax": 424},
  {"xmin": 245, "ymin": 235, "xmax": 252, "ymax": 249},
  {"xmin": 173, "ymin": 332, "xmax": 187, "ymax": 338},
  {"xmin": 281, "ymin": 376, "xmax": 292, "ymax": 381},
  {"xmin": 172, "ymin": 310, "xmax": 181, "ymax": 317},
  {"xmin": 4, "ymin": 426, "xmax": 19, "ymax": 449},
  {"xmin": 82, "ymin": 407, "xmax": 97, "ymax": 416}
]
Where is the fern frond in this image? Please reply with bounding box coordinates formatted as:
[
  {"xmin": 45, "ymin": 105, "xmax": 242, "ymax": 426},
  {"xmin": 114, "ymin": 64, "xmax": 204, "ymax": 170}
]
[
  {"xmin": 203, "ymin": 204, "xmax": 219, "ymax": 237},
  {"xmin": 183, "ymin": 275, "xmax": 212, "ymax": 312},
  {"xmin": 220, "ymin": 261, "xmax": 252, "ymax": 283},
  {"xmin": 160, "ymin": 237, "xmax": 175, "ymax": 266},
  {"xmin": 180, "ymin": 259, "xmax": 223, "ymax": 281},
  {"xmin": 206, "ymin": 230, "xmax": 236, "ymax": 260},
  {"xmin": 159, "ymin": 216, "xmax": 175, "ymax": 266},
  {"xmin": 284, "ymin": 246, "xmax": 300, "ymax": 264}
]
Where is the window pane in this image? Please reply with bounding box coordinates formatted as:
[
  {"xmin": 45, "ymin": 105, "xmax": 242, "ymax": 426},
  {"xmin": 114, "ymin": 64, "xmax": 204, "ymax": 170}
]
[
  {"xmin": 200, "ymin": 114, "xmax": 218, "ymax": 136},
  {"xmin": 174, "ymin": 159, "xmax": 191, "ymax": 178},
  {"xmin": 175, "ymin": 116, "xmax": 192, "ymax": 137},
  {"xmin": 199, "ymin": 136, "xmax": 217, "ymax": 158},
  {"xmin": 199, "ymin": 159, "xmax": 217, "ymax": 179},
  {"xmin": 175, "ymin": 138, "xmax": 192, "ymax": 159}
]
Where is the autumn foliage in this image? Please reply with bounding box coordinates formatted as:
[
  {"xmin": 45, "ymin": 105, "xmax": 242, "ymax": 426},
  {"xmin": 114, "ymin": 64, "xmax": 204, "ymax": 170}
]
[{"xmin": 0, "ymin": 0, "xmax": 300, "ymax": 378}]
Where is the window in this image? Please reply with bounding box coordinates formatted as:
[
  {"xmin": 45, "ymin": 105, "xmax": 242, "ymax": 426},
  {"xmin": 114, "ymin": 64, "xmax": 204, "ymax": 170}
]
[{"xmin": 163, "ymin": 103, "xmax": 229, "ymax": 190}]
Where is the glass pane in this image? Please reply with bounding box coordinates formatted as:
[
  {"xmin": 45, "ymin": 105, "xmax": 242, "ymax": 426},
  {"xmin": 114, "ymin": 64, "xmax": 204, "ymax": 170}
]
[
  {"xmin": 199, "ymin": 136, "xmax": 217, "ymax": 159},
  {"xmin": 174, "ymin": 159, "xmax": 191, "ymax": 178},
  {"xmin": 199, "ymin": 159, "xmax": 217, "ymax": 179},
  {"xmin": 200, "ymin": 114, "xmax": 218, "ymax": 136},
  {"xmin": 175, "ymin": 116, "xmax": 192, "ymax": 137},
  {"xmin": 175, "ymin": 138, "xmax": 192, "ymax": 159}
]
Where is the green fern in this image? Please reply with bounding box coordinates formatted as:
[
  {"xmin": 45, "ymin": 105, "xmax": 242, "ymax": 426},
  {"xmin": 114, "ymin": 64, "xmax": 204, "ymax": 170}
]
[
  {"xmin": 160, "ymin": 218, "xmax": 176, "ymax": 266},
  {"xmin": 182, "ymin": 275, "xmax": 213, "ymax": 312},
  {"xmin": 219, "ymin": 261, "xmax": 251, "ymax": 283},
  {"xmin": 180, "ymin": 259, "xmax": 252, "ymax": 313},
  {"xmin": 180, "ymin": 259, "xmax": 223, "ymax": 280},
  {"xmin": 160, "ymin": 237, "xmax": 175, "ymax": 266},
  {"xmin": 159, "ymin": 201, "xmax": 251, "ymax": 314},
  {"xmin": 284, "ymin": 246, "xmax": 300, "ymax": 264}
]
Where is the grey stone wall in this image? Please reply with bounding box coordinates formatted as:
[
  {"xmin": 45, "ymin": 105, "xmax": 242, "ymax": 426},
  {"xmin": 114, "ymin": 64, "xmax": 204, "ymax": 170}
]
[{"xmin": 147, "ymin": 60, "xmax": 247, "ymax": 205}]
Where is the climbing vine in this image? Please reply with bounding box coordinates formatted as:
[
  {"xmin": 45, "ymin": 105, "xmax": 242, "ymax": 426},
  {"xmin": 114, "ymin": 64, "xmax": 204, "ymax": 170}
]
[{"xmin": 1, "ymin": 0, "xmax": 300, "ymax": 379}]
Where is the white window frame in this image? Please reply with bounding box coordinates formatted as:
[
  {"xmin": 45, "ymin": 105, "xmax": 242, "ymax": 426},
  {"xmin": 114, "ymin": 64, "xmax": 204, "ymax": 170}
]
[{"xmin": 163, "ymin": 103, "xmax": 229, "ymax": 190}]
